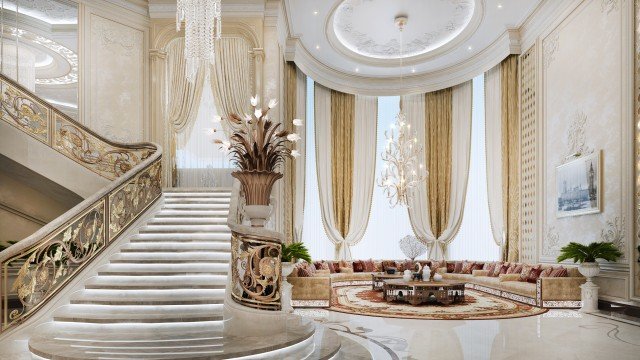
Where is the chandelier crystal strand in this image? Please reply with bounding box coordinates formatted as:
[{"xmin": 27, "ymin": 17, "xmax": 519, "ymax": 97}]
[
  {"xmin": 377, "ymin": 15, "xmax": 427, "ymax": 207},
  {"xmin": 176, "ymin": 0, "xmax": 222, "ymax": 83}
]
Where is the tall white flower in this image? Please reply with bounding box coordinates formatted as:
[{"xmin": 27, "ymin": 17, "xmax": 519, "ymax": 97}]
[
  {"xmin": 268, "ymin": 99, "xmax": 278, "ymax": 109},
  {"xmin": 244, "ymin": 113, "xmax": 252, "ymax": 121},
  {"xmin": 287, "ymin": 133, "xmax": 301, "ymax": 142},
  {"xmin": 254, "ymin": 109, "xmax": 262, "ymax": 118},
  {"xmin": 293, "ymin": 118, "xmax": 303, "ymax": 127},
  {"xmin": 213, "ymin": 115, "xmax": 222, "ymax": 123},
  {"xmin": 291, "ymin": 149, "xmax": 300, "ymax": 158},
  {"xmin": 250, "ymin": 96, "xmax": 258, "ymax": 107}
]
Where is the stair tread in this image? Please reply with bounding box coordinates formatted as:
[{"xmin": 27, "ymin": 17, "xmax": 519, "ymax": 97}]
[
  {"xmin": 54, "ymin": 304, "xmax": 224, "ymax": 322},
  {"xmin": 85, "ymin": 275, "xmax": 227, "ymax": 287}
]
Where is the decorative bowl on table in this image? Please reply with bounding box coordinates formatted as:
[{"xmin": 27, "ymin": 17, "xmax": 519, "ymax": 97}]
[{"xmin": 386, "ymin": 267, "xmax": 397, "ymax": 275}]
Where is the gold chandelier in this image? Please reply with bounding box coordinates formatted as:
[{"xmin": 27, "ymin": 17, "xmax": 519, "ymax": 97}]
[
  {"xmin": 176, "ymin": 0, "xmax": 222, "ymax": 83},
  {"xmin": 377, "ymin": 15, "xmax": 427, "ymax": 207}
]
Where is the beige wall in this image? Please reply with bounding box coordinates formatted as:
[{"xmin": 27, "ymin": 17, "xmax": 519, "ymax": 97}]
[{"xmin": 522, "ymin": 0, "xmax": 634, "ymax": 301}]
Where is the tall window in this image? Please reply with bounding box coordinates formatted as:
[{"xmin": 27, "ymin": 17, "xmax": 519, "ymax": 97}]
[{"xmin": 449, "ymin": 75, "xmax": 498, "ymax": 260}]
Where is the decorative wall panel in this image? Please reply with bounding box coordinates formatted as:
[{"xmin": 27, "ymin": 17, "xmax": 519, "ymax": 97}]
[
  {"xmin": 520, "ymin": 45, "xmax": 537, "ymax": 263},
  {"xmin": 89, "ymin": 15, "xmax": 145, "ymax": 143}
]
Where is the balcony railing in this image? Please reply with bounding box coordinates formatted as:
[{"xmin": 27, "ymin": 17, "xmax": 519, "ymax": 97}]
[{"xmin": 0, "ymin": 73, "xmax": 162, "ymax": 333}]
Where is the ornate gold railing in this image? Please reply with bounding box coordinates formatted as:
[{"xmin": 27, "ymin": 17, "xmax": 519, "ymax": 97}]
[
  {"xmin": 227, "ymin": 181, "xmax": 283, "ymax": 311},
  {"xmin": 0, "ymin": 73, "xmax": 162, "ymax": 333}
]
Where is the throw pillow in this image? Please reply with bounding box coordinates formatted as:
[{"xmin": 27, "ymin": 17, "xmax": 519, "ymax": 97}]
[
  {"xmin": 331, "ymin": 261, "xmax": 341, "ymax": 273},
  {"xmin": 396, "ymin": 261, "xmax": 405, "ymax": 272},
  {"xmin": 527, "ymin": 266, "xmax": 543, "ymax": 283},
  {"xmin": 550, "ymin": 266, "xmax": 568, "ymax": 277},
  {"xmin": 319, "ymin": 261, "xmax": 330, "ymax": 271},
  {"xmin": 453, "ymin": 261, "xmax": 464, "ymax": 273},
  {"xmin": 472, "ymin": 262, "xmax": 485, "ymax": 271},
  {"xmin": 374, "ymin": 261, "xmax": 383, "ymax": 272},
  {"xmin": 313, "ymin": 261, "xmax": 323, "ymax": 270},
  {"xmin": 353, "ymin": 260, "xmax": 365, "ymax": 273},
  {"xmin": 297, "ymin": 263, "xmax": 313, "ymax": 277},
  {"xmin": 339, "ymin": 267, "xmax": 354, "ymax": 274},
  {"xmin": 506, "ymin": 264, "xmax": 518, "ymax": 274},
  {"xmin": 498, "ymin": 263, "xmax": 510, "ymax": 275},
  {"xmin": 364, "ymin": 259, "xmax": 376, "ymax": 272},
  {"xmin": 461, "ymin": 261, "xmax": 475, "ymax": 274},
  {"xmin": 446, "ymin": 262, "xmax": 455, "ymax": 273},
  {"xmin": 340, "ymin": 260, "xmax": 353, "ymax": 271},
  {"xmin": 519, "ymin": 265, "xmax": 533, "ymax": 282},
  {"xmin": 382, "ymin": 260, "xmax": 396, "ymax": 272},
  {"xmin": 484, "ymin": 262, "xmax": 496, "ymax": 275},
  {"xmin": 539, "ymin": 267, "xmax": 553, "ymax": 278},
  {"xmin": 403, "ymin": 260, "xmax": 415, "ymax": 272},
  {"xmin": 490, "ymin": 262, "xmax": 503, "ymax": 277},
  {"xmin": 513, "ymin": 264, "xmax": 523, "ymax": 274}
]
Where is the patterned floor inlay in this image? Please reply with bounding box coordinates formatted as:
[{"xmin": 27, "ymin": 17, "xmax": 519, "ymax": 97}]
[{"xmin": 330, "ymin": 286, "xmax": 547, "ymax": 320}]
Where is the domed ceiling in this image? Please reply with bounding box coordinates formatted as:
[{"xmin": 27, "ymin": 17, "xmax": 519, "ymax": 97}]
[{"xmin": 285, "ymin": 0, "xmax": 541, "ymax": 95}]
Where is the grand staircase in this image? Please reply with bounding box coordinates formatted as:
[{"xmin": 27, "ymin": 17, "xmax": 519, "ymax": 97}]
[{"xmin": 27, "ymin": 189, "xmax": 367, "ymax": 359}]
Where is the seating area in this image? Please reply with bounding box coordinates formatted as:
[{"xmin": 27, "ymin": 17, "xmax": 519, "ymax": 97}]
[{"xmin": 289, "ymin": 260, "xmax": 584, "ymax": 309}]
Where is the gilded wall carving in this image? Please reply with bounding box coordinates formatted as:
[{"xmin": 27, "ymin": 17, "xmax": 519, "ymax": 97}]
[
  {"xmin": 3, "ymin": 201, "xmax": 105, "ymax": 328},
  {"xmin": 108, "ymin": 160, "xmax": 162, "ymax": 240},
  {"xmin": 230, "ymin": 233, "xmax": 282, "ymax": 311},
  {"xmin": 0, "ymin": 81, "xmax": 49, "ymax": 144}
]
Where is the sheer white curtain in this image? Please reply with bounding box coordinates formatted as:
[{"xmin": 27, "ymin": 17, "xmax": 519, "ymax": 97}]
[
  {"xmin": 175, "ymin": 78, "xmax": 233, "ymax": 188},
  {"xmin": 448, "ymin": 75, "xmax": 498, "ymax": 260}
]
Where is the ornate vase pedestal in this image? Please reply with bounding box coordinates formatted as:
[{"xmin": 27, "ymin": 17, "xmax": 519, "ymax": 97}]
[
  {"xmin": 281, "ymin": 262, "xmax": 295, "ymax": 313},
  {"xmin": 244, "ymin": 205, "xmax": 271, "ymax": 227},
  {"xmin": 578, "ymin": 262, "xmax": 600, "ymax": 313}
]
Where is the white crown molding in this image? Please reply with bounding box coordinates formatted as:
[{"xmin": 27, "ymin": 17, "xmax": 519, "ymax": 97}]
[
  {"xmin": 518, "ymin": 0, "xmax": 582, "ymax": 51},
  {"xmin": 286, "ymin": 28, "xmax": 518, "ymax": 96},
  {"xmin": 148, "ymin": 1, "xmax": 266, "ymax": 19}
]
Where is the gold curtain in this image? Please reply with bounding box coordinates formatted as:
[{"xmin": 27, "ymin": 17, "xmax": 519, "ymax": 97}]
[
  {"xmin": 284, "ymin": 61, "xmax": 296, "ymax": 244},
  {"xmin": 425, "ymin": 88, "xmax": 453, "ymax": 239},
  {"xmin": 330, "ymin": 90, "xmax": 355, "ymax": 238},
  {"xmin": 165, "ymin": 38, "xmax": 205, "ymax": 186},
  {"xmin": 500, "ymin": 55, "xmax": 520, "ymax": 262}
]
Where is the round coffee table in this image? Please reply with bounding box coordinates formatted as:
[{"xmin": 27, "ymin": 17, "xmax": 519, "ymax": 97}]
[
  {"xmin": 371, "ymin": 272, "xmax": 403, "ymax": 291},
  {"xmin": 383, "ymin": 279, "xmax": 465, "ymax": 305}
]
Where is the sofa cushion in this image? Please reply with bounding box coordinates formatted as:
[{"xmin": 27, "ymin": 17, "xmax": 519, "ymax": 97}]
[
  {"xmin": 471, "ymin": 262, "xmax": 484, "ymax": 271},
  {"xmin": 443, "ymin": 273, "xmax": 473, "ymax": 281},
  {"xmin": 484, "ymin": 262, "xmax": 496, "ymax": 275},
  {"xmin": 472, "ymin": 270, "xmax": 490, "ymax": 277},
  {"xmin": 314, "ymin": 269, "xmax": 330, "ymax": 277},
  {"xmin": 566, "ymin": 267, "xmax": 582, "ymax": 277},
  {"xmin": 506, "ymin": 264, "xmax": 519, "ymax": 274},
  {"xmin": 339, "ymin": 267, "xmax": 354, "ymax": 274},
  {"xmin": 499, "ymin": 274, "xmax": 521, "ymax": 282},
  {"xmin": 446, "ymin": 262, "xmax": 455, "ymax": 273},
  {"xmin": 519, "ymin": 264, "xmax": 533, "ymax": 281},
  {"xmin": 499, "ymin": 280, "xmax": 536, "ymax": 297},
  {"xmin": 331, "ymin": 272, "xmax": 371, "ymax": 282},
  {"xmin": 490, "ymin": 262, "xmax": 503, "ymax": 277},
  {"xmin": 527, "ymin": 266, "xmax": 543, "ymax": 283},
  {"xmin": 471, "ymin": 276, "xmax": 501, "ymax": 287},
  {"xmin": 539, "ymin": 267, "xmax": 553, "ymax": 278},
  {"xmin": 363, "ymin": 259, "xmax": 376, "ymax": 272},
  {"xmin": 498, "ymin": 263, "xmax": 510, "ymax": 275},
  {"xmin": 353, "ymin": 260, "xmax": 365, "ymax": 273},
  {"xmin": 453, "ymin": 261, "xmax": 464, "ymax": 273}
]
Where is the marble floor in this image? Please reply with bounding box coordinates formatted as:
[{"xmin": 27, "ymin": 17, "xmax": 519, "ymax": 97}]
[{"xmin": 296, "ymin": 308, "xmax": 640, "ymax": 360}]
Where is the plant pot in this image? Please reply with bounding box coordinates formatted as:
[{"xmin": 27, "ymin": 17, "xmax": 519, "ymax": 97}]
[
  {"xmin": 578, "ymin": 262, "xmax": 601, "ymax": 279},
  {"xmin": 433, "ymin": 273, "xmax": 443, "ymax": 282},
  {"xmin": 281, "ymin": 261, "xmax": 295, "ymax": 313},
  {"xmin": 244, "ymin": 205, "xmax": 271, "ymax": 227},
  {"xmin": 403, "ymin": 270, "xmax": 412, "ymax": 282},
  {"xmin": 232, "ymin": 170, "xmax": 283, "ymax": 206}
]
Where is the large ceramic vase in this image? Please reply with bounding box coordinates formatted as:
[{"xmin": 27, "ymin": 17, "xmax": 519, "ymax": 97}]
[
  {"xmin": 578, "ymin": 262, "xmax": 600, "ymax": 313},
  {"xmin": 232, "ymin": 170, "xmax": 283, "ymax": 227},
  {"xmin": 281, "ymin": 261, "xmax": 295, "ymax": 313}
]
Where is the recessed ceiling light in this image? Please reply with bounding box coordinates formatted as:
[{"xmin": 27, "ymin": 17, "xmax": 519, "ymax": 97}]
[
  {"xmin": 411, "ymin": 68, "xmax": 416, "ymax": 73},
  {"xmin": 497, "ymin": 3, "xmax": 503, "ymax": 9},
  {"xmin": 467, "ymin": 45, "xmax": 473, "ymax": 51},
  {"xmin": 355, "ymin": 68, "xmax": 359, "ymax": 72},
  {"xmin": 313, "ymin": 10, "xmax": 318, "ymax": 15},
  {"xmin": 315, "ymin": 45, "xmax": 320, "ymax": 50}
]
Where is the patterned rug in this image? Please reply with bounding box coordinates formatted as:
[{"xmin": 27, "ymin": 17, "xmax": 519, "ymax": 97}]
[{"xmin": 330, "ymin": 285, "xmax": 547, "ymax": 320}]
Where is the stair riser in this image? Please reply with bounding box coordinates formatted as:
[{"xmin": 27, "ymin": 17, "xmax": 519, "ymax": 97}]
[
  {"xmin": 85, "ymin": 284, "xmax": 226, "ymax": 290},
  {"xmin": 121, "ymin": 249, "xmax": 231, "ymax": 253},
  {"xmin": 110, "ymin": 260, "xmax": 229, "ymax": 264},
  {"xmin": 98, "ymin": 271, "xmax": 228, "ymax": 276},
  {"xmin": 71, "ymin": 300, "xmax": 225, "ymax": 306},
  {"xmin": 53, "ymin": 316, "xmax": 224, "ymax": 324}
]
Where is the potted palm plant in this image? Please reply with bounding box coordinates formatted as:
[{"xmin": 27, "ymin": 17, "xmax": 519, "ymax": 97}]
[
  {"xmin": 216, "ymin": 97, "xmax": 301, "ymax": 227},
  {"xmin": 556, "ymin": 241, "xmax": 623, "ymax": 279},
  {"xmin": 279, "ymin": 242, "xmax": 311, "ymax": 313}
]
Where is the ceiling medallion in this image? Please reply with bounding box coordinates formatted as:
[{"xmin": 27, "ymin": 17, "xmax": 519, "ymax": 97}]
[{"xmin": 331, "ymin": 0, "xmax": 475, "ymax": 60}]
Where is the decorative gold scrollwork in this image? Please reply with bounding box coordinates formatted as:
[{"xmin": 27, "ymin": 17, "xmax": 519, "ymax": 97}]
[
  {"xmin": 6, "ymin": 201, "xmax": 105, "ymax": 325},
  {"xmin": 0, "ymin": 83, "xmax": 49, "ymax": 143},
  {"xmin": 108, "ymin": 161, "xmax": 162, "ymax": 240},
  {"xmin": 230, "ymin": 233, "xmax": 282, "ymax": 311}
]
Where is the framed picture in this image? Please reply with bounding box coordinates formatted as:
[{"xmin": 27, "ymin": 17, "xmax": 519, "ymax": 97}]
[{"xmin": 556, "ymin": 150, "xmax": 602, "ymax": 218}]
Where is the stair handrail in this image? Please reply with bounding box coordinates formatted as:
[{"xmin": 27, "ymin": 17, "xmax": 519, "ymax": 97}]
[
  {"xmin": 226, "ymin": 179, "xmax": 283, "ymax": 311},
  {"xmin": 0, "ymin": 73, "xmax": 163, "ymax": 333}
]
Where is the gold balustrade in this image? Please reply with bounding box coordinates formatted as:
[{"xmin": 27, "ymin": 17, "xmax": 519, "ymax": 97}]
[
  {"xmin": 227, "ymin": 181, "xmax": 283, "ymax": 311},
  {"xmin": 0, "ymin": 73, "xmax": 162, "ymax": 333}
]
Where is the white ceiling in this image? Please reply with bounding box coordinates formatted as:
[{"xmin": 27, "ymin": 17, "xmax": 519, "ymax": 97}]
[{"xmin": 286, "ymin": 0, "xmax": 541, "ymax": 92}]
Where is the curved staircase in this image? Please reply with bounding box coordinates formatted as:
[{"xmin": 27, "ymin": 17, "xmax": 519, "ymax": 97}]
[{"xmin": 27, "ymin": 189, "xmax": 370, "ymax": 359}]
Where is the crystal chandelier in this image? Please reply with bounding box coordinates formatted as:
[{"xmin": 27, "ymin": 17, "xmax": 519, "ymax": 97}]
[
  {"xmin": 377, "ymin": 15, "xmax": 427, "ymax": 207},
  {"xmin": 176, "ymin": 0, "xmax": 222, "ymax": 83}
]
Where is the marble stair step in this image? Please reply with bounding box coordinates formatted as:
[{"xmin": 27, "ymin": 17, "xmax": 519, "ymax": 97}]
[
  {"xmin": 147, "ymin": 217, "xmax": 227, "ymax": 225},
  {"xmin": 155, "ymin": 210, "xmax": 229, "ymax": 218},
  {"xmin": 164, "ymin": 187, "xmax": 232, "ymax": 193},
  {"xmin": 129, "ymin": 233, "xmax": 231, "ymax": 243},
  {"xmin": 84, "ymin": 275, "xmax": 227, "ymax": 289},
  {"xmin": 162, "ymin": 203, "xmax": 230, "ymax": 210},
  {"xmin": 53, "ymin": 304, "xmax": 225, "ymax": 323},
  {"xmin": 121, "ymin": 242, "xmax": 231, "ymax": 253},
  {"xmin": 109, "ymin": 252, "xmax": 230, "ymax": 264},
  {"xmin": 140, "ymin": 225, "xmax": 231, "ymax": 233},
  {"xmin": 70, "ymin": 289, "xmax": 225, "ymax": 305},
  {"xmin": 164, "ymin": 192, "xmax": 231, "ymax": 198},
  {"xmin": 97, "ymin": 263, "xmax": 228, "ymax": 276},
  {"xmin": 163, "ymin": 197, "xmax": 230, "ymax": 204}
]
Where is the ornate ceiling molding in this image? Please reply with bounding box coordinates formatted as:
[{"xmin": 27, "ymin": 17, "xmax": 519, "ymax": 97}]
[
  {"xmin": 325, "ymin": 0, "xmax": 483, "ymax": 67},
  {"xmin": 286, "ymin": 29, "xmax": 520, "ymax": 96}
]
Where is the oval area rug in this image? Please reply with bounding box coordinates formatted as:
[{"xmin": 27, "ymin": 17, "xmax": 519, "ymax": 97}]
[{"xmin": 330, "ymin": 286, "xmax": 547, "ymax": 320}]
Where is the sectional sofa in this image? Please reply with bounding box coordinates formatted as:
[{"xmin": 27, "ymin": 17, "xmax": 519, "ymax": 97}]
[{"xmin": 287, "ymin": 260, "xmax": 585, "ymax": 309}]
